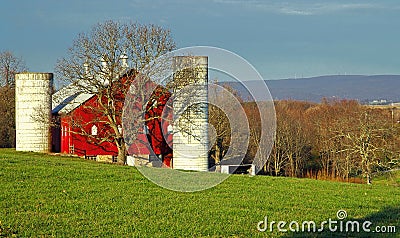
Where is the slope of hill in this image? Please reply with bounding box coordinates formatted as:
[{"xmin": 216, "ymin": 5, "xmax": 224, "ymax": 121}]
[
  {"xmin": 0, "ymin": 149, "xmax": 399, "ymax": 237},
  {"xmin": 227, "ymin": 75, "xmax": 400, "ymax": 103}
]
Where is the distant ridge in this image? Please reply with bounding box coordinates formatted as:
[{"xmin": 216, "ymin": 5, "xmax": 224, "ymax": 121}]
[{"xmin": 225, "ymin": 75, "xmax": 400, "ymax": 103}]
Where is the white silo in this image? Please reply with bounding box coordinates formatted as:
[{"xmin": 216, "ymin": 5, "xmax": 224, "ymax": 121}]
[
  {"xmin": 15, "ymin": 73, "xmax": 53, "ymax": 152},
  {"xmin": 172, "ymin": 56, "xmax": 209, "ymax": 171}
]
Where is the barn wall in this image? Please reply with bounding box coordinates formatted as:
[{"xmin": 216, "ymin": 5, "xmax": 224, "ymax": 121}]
[
  {"xmin": 60, "ymin": 95, "xmax": 118, "ymax": 156},
  {"xmin": 53, "ymin": 71, "xmax": 174, "ymax": 164}
]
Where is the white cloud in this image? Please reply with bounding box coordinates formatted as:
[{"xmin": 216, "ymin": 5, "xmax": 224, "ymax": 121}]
[
  {"xmin": 212, "ymin": 0, "xmax": 391, "ymax": 16},
  {"xmin": 303, "ymin": 3, "xmax": 379, "ymax": 15},
  {"xmin": 279, "ymin": 7, "xmax": 313, "ymax": 16}
]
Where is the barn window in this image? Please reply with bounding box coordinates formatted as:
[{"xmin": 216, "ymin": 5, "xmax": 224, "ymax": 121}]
[
  {"xmin": 91, "ymin": 125, "xmax": 98, "ymax": 136},
  {"xmin": 167, "ymin": 124, "xmax": 173, "ymax": 134}
]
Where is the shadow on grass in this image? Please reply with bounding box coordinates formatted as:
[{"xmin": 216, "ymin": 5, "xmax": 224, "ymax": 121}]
[{"xmin": 281, "ymin": 206, "xmax": 399, "ymax": 238}]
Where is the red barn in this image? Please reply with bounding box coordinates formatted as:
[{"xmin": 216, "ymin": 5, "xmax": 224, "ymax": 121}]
[{"xmin": 51, "ymin": 72, "xmax": 173, "ymax": 166}]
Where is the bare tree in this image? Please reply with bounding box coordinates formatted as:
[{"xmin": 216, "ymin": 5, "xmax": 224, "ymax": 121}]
[
  {"xmin": 0, "ymin": 50, "xmax": 26, "ymax": 147},
  {"xmin": 334, "ymin": 107, "xmax": 394, "ymax": 184},
  {"xmin": 55, "ymin": 20, "xmax": 175, "ymax": 164},
  {"xmin": 0, "ymin": 51, "xmax": 27, "ymax": 87},
  {"xmin": 208, "ymin": 82, "xmax": 235, "ymax": 166},
  {"xmin": 0, "ymin": 86, "xmax": 15, "ymax": 147},
  {"xmin": 260, "ymin": 100, "xmax": 312, "ymax": 177},
  {"xmin": 307, "ymin": 99, "xmax": 396, "ymax": 183}
]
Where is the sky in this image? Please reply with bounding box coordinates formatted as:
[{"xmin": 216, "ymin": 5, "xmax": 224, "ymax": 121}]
[{"xmin": 1, "ymin": 0, "xmax": 400, "ymax": 80}]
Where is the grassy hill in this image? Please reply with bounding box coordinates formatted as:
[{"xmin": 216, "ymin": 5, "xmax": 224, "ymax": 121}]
[{"xmin": 0, "ymin": 149, "xmax": 398, "ymax": 237}]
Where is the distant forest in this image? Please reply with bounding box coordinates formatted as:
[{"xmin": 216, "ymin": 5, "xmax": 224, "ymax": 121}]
[
  {"xmin": 213, "ymin": 98, "xmax": 400, "ymax": 184},
  {"xmin": 209, "ymin": 83, "xmax": 400, "ymax": 184}
]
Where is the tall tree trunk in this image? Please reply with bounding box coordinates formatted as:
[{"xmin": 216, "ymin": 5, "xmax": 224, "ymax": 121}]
[
  {"xmin": 365, "ymin": 162, "xmax": 372, "ymax": 185},
  {"xmin": 5, "ymin": 66, "xmax": 9, "ymax": 86},
  {"xmin": 215, "ymin": 137, "xmax": 223, "ymax": 164},
  {"xmin": 116, "ymin": 137, "xmax": 127, "ymax": 164},
  {"xmin": 366, "ymin": 173, "xmax": 372, "ymax": 185}
]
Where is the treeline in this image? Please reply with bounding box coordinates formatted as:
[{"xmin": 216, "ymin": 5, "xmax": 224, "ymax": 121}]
[
  {"xmin": 0, "ymin": 50, "xmax": 27, "ymax": 148},
  {"xmin": 0, "ymin": 85, "xmax": 15, "ymax": 147},
  {"xmin": 245, "ymin": 99, "xmax": 400, "ymax": 183}
]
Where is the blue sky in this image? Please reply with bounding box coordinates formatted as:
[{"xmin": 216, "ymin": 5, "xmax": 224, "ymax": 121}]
[{"xmin": 1, "ymin": 0, "xmax": 400, "ymax": 80}]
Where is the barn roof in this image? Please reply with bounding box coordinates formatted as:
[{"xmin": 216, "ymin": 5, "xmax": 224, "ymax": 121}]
[
  {"xmin": 51, "ymin": 84, "xmax": 94, "ymax": 114},
  {"xmin": 51, "ymin": 69, "xmax": 136, "ymax": 115}
]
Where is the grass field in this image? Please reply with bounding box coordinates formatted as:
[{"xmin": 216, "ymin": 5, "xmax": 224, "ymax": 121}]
[{"xmin": 0, "ymin": 149, "xmax": 399, "ymax": 237}]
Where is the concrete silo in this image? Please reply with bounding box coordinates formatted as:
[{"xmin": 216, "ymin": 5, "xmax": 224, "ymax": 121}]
[
  {"xmin": 15, "ymin": 73, "xmax": 53, "ymax": 152},
  {"xmin": 172, "ymin": 56, "xmax": 209, "ymax": 171}
]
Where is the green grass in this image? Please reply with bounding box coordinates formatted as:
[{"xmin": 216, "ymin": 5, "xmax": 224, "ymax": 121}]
[
  {"xmin": 0, "ymin": 149, "xmax": 399, "ymax": 237},
  {"xmin": 373, "ymin": 170, "xmax": 400, "ymax": 187}
]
